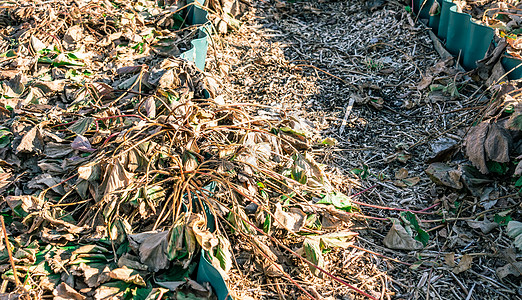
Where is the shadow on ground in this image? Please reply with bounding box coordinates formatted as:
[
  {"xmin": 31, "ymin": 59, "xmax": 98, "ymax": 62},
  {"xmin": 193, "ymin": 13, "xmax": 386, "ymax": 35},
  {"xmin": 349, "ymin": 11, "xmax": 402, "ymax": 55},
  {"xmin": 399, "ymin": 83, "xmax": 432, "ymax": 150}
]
[{"xmin": 206, "ymin": 0, "xmax": 521, "ymax": 299}]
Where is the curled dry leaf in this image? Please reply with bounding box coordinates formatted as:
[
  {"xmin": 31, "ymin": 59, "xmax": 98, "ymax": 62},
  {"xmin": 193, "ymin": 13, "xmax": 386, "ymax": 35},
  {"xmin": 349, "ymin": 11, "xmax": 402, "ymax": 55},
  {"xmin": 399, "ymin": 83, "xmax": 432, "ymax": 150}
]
[
  {"xmin": 465, "ymin": 122, "xmax": 489, "ymax": 174},
  {"xmin": 417, "ymin": 74, "xmax": 433, "ymax": 90},
  {"xmin": 71, "ymin": 135, "xmax": 96, "ymax": 152},
  {"xmin": 251, "ymin": 236, "xmax": 283, "ymax": 277},
  {"xmin": 484, "ymin": 122, "xmax": 512, "ymax": 163},
  {"xmin": 273, "ymin": 202, "xmax": 306, "ymax": 232},
  {"xmin": 108, "ymin": 266, "xmax": 146, "ymax": 286},
  {"xmin": 452, "ymin": 254, "xmax": 473, "ymax": 274},
  {"xmin": 53, "ymin": 282, "xmax": 85, "ymax": 300},
  {"xmin": 189, "ymin": 213, "xmax": 218, "ymax": 252},
  {"xmin": 395, "ymin": 168, "xmax": 408, "ymax": 180},
  {"xmin": 496, "ymin": 262, "xmax": 522, "ymax": 280},
  {"xmin": 507, "ymin": 221, "xmax": 522, "ymax": 251},
  {"xmin": 383, "ymin": 220, "xmax": 423, "ymax": 250},
  {"xmin": 444, "ymin": 252, "xmax": 455, "ymax": 268},
  {"xmin": 303, "ymin": 237, "xmax": 325, "ymax": 277},
  {"xmin": 467, "ymin": 217, "xmax": 499, "ymax": 234},
  {"xmin": 425, "ymin": 162, "xmax": 463, "ymax": 189},
  {"xmin": 128, "ymin": 231, "xmax": 169, "ymax": 272},
  {"xmin": 16, "ymin": 126, "xmax": 43, "ymax": 154}
]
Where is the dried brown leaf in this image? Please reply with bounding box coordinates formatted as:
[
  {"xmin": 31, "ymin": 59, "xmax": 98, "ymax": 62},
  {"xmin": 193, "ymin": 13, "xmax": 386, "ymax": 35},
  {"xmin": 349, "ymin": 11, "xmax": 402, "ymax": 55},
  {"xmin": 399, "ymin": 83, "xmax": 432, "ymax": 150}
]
[
  {"xmin": 417, "ymin": 75, "xmax": 433, "ymax": 90},
  {"xmin": 453, "ymin": 254, "xmax": 473, "ymax": 274},
  {"xmin": 108, "ymin": 266, "xmax": 146, "ymax": 286},
  {"xmin": 78, "ymin": 263, "xmax": 111, "ymax": 288},
  {"xmin": 189, "ymin": 214, "xmax": 218, "ymax": 251},
  {"xmin": 465, "ymin": 122, "xmax": 489, "ymax": 174},
  {"xmin": 128, "ymin": 231, "xmax": 169, "ymax": 272},
  {"xmin": 496, "ymin": 262, "xmax": 522, "ymax": 280},
  {"xmin": 383, "ymin": 222, "xmax": 423, "ymax": 250},
  {"xmin": 53, "ymin": 282, "xmax": 85, "ymax": 300},
  {"xmin": 273, "ymin": 203, "xmax": 306, "ymax": 232},
  {"xmin": 16, "ymin": 126, "xmax": 43, "ymax": 154},
  {"xmin": 395, "ymin": 168, "xmax": 408, "ymax": 180},
  {"xmin": 444, "ymin": 252, "xmax": 455, "ymax": 267},
  {"xmin": 425, "ymin": 163, "xmax": 463, "ymax": 189},
  {"xmin": 484, "ymin": 122, "xmax": 512, "ymax": 163}
]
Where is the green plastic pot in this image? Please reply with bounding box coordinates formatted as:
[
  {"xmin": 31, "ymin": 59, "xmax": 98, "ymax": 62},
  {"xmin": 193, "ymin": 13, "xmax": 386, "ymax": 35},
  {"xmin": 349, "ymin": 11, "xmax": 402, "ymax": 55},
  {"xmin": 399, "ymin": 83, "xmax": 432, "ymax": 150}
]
[{"xmin": 412, "ymin": 0, "xmax": 494, "ymax": 70}]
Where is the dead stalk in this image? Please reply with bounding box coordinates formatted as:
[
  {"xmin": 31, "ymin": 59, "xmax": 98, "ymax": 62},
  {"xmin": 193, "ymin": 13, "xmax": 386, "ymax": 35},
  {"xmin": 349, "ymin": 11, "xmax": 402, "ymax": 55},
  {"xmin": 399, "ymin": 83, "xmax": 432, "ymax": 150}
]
[{"xmin": 1, "ymin": 216, "xmax": 20, "ymax": 287}]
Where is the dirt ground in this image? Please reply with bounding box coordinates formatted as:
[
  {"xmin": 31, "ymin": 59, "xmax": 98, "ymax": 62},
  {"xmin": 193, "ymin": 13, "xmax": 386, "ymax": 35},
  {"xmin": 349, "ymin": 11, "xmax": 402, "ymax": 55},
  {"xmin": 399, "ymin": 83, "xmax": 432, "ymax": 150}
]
[{"xmin": 206, "ymin": 0, "xmax": 522, "ymax": 299}]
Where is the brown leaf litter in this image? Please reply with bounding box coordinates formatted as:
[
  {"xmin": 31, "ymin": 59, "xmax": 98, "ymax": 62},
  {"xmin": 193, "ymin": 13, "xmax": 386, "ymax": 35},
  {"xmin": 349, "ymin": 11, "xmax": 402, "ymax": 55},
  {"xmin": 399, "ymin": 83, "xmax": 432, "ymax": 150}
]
[
  {"xmin": 0, "ymin": 0, "xmax": 521, "ymax": 299},
  {"xmin": 205, "ymin": 0, "xmax": 522, "ymax": 299},
  {"xmin": 0, "ymin": 0, "xmax": 406, "ymax": 299}
]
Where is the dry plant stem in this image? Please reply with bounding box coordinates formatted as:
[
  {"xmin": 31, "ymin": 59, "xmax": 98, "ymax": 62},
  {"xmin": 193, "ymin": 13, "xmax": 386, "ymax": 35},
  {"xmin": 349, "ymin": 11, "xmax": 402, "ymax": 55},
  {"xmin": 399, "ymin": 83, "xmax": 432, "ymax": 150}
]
[
  {"xmin": 231, "ymin": 214, "xmax": 379, "ymax": 300},
  {"xmin": 219, "ymin": 217, "xmax": 318, "ymax": 300},
  {"xmin": 1, "ymin": 216, "xmax": 20, "ymax": 287},
  {"xmin": 348, "ymin": 244, "xmax": 412, "ymax": 266},
  {"xmin": 294, "ymin": 64, "xmax": 350, "ymax": 85},
  {"xmin": 196, "ymin": 172, "xmax": 372, "ymax": 294},
  {"xmin": 352, "ymin": 200, "xmax": 440, "ymax": 214}
]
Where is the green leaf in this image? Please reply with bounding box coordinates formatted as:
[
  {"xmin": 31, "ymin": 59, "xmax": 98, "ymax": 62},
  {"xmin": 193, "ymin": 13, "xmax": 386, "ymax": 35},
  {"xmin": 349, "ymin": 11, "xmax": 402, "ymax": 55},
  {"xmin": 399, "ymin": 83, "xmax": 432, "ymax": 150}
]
[
  {"xmin": 515, "ymin": 176, "xmax": 522, "ymax": 188},
  {"xmin": 401, "ymin": 211, "xmax": 430, "ymax": 246},
  {"xmin": 280, "ymin": 192, "xmax": 295, "ymax": 202},
  {"xmin": 67, "ymin": 117, "xmax": 95, "ymax": 135},
  {"xmin": 510, "ymin": 28, "xmax": 522, "ymax": 35},
  {"xmin": 290, "ymin": 153, "xmax": 308, "ymax": 184},
  {"xmin": 320, "ymin": 137, "xmax": 337, "ymax": 146},
  {"xmin": 131, "ymin": 42, "xmax": 145, "ymax": 54},
  {"xmin": 145, "ymin": 185, "xmax": 165, "ymax": 203},
  {"xmin": 132, "ymin": 285, "xmax": 153, "ymax": 300},
  {"xmin": 65, "ymin": 69, "xmax": 88, "ymax": 82},
  {"xmin": 486, "ymin": 161, "xmax": 508, "ymax": 175},
  {"xmin": 305, "ymin": 214, "xmax": 321, "ymax": 230},
  {"xmin": 414, "ymin": 229, "xmax": 430, "ymax": 246},
  {"xmin": 350, "ymin": 164, "xmax": 369, "ymax": 179},
  {"xmin": 504, "ymin": 104, "xmax": 515, "ymax": 114},
  {"xmin": 0, "ymin": 129, "xmax": 13, "ymax": 148},
  {"xmin": 429, "ymin": 84, "xmax": 445, "ymax": 92},
  {"xmin": 263, "ymin": 214, "xmax": 271, "ymax": 233},
  {"xmin": 303, "ymin": 238, "xmax": 324, "ymax": 277},
  {"xmin": 66, "ymin": 52, "xmax": 80, "ymax": 60},
  {"xmin": 213, "ymin": 235, "xmax": 232, "ymax": 273},
  {"xmin": 280, "ymin": 126, "xmax": 307, "ymax": 137},
  {"xmin": 167, "ymin": 216, "xmax": 187, "ymax": 261},
  {"xmin": 0, "ymin": 50, "xmax": 16, "ymax": 58},
  {"xmin": 315, "ymin": 232, "xmax": 356, "ymax": 249},
  {"xmin": 494, "ymin": 213, "xmax": 512, "ymax": 226},
  {"xmin": 444, "ymin": 82, "xmax": 460, "ymax": 98},
  {"xmin": 317, "ymin": 192, "xmax": 356, "ymax": 212}
]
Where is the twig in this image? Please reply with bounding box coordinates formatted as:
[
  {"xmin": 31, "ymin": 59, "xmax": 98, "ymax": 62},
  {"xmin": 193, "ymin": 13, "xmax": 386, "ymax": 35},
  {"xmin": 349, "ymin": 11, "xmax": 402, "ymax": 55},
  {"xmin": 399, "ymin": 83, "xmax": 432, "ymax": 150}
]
[
  {"xmin": 348, "ymin": 244, "xmax": 412, "ymax": 266},
  {"xmin": 339, "ymin": 96, "xmax": 355, "ymax": 135},
  {"xmin": 449, "ymin": 271, "xmax": 470, "ymax": 296},
  {"xmin": 224, "ymin": 212, "xmax": 379, "ymax": 300},
  {"xmin": 294, "ymin": 63, "xmax": 350, "ymax": 85},
  {"xmin": 465, "ymin": 283, "xmax": 476, "ymax": 300},
  {"xmin": 352, "ymin": 200, "xmax": 440, "ymax": 215},
  {"xmin": 0, "ymin": 216, "xmax": 20, "ymax": 287}
]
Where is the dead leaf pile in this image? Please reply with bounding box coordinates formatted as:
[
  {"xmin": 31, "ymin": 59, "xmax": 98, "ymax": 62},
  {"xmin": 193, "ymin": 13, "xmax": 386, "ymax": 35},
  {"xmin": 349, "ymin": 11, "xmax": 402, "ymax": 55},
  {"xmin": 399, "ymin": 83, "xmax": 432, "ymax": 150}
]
[
  {"xmin": 426, "ymin": 88, "xmax": 522, "ymax": 203},
  {"xmin": 0, "ymin": 1, "xmax": 365, "ymax": 299}
]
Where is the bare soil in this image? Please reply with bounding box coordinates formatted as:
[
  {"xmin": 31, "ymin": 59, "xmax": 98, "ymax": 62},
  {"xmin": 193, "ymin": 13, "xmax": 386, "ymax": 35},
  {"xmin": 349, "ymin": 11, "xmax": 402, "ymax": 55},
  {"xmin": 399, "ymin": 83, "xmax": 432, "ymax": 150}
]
[{"xmin": 206, "ymin": 0, "xmax": 522, "ymax": 299}]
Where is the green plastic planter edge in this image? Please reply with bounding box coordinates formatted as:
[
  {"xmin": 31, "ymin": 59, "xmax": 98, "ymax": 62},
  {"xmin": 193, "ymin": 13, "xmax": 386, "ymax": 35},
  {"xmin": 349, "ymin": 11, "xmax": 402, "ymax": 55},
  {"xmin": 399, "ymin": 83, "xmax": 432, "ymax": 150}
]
[{"xmin": 412, "ymin": 0, "xmax": 522, "ymax": 80}]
